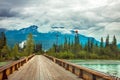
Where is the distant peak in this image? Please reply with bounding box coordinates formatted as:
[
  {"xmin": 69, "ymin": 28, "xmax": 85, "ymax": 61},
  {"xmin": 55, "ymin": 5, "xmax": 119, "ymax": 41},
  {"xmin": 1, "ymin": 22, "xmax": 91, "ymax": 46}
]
[
  {"xmin": 0, "ymin": 28, "xmax": 6, "ymax": 32},
  {"xmin": 28, "ymin": 25, "xmax": 38, "ymax": 29},
  {"xmin": 19, "ymin": 25, "xmax": 38, "ymax": 33}
]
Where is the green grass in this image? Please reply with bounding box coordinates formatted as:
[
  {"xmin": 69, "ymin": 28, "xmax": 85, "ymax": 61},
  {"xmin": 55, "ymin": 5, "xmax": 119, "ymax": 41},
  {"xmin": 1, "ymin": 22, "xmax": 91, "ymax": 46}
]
[{"xmin": 0, "ymin": 62, "xmax": 8, "ymax": 66}]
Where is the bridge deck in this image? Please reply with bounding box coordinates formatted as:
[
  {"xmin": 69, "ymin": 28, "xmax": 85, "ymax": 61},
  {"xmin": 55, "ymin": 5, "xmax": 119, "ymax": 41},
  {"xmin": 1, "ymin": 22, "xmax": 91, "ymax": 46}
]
[{"xmin": 8, "ymin": 55, "xmax": 82, "ymax": 80}]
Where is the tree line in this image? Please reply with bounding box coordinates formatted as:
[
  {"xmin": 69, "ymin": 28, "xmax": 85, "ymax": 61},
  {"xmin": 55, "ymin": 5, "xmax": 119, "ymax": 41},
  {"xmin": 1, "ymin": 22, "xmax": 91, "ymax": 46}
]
[
  {"xmin": 48, "ymin": 33, "xmax": 120, "ymax": 59},
  {"xmin": 1, "ymin": 31, "xmax": 119, "ymax": 60},
  {"xmin": 0, "ymin": 32, "xmax": 42, "ymax": 61}
]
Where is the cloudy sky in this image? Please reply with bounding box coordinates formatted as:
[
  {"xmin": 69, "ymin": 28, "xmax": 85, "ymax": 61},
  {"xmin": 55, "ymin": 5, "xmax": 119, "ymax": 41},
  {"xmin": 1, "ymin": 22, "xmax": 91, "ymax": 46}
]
[{"xmin": 0, "ymin": 0, "xmax": 120, "ymax": 43}]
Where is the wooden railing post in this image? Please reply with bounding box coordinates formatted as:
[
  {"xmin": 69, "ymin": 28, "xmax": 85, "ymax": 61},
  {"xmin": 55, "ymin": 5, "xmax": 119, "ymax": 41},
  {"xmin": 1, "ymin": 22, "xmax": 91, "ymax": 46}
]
[
  {"xmin": 53, "ymin": 58, "xmax": 56, "ymax": 63},
  {"xmin": 72, "ymin": 66, "xmax": 75, "ymax": 73},
  {"xmin": 79, "ymin": 69, "xmax": 83, "ymax": 78},
  {"xmin": 60, "ymin": 62, "xmax": 62, "ymax": 66},
  {"xmin": 63, "ymin": 62, "xmax": 65, "ymax": 68},
  {"xmin": 92, "ymin": 75, "xmax": 96, "ymax": 80},
  {"xmin": 18, "ymin": 62, "xmax": 20, "ymax": 68},
  {"xmin": 15, "ymin": 64, "xmax": 18, "ymax": 70},
  {"xmin": 44, "ymin": 54, "xmax": 118, "ymax": 80},
  {"xmin": 10, "ymin": 67, "xmax": 13, "ymax": 74},
  {"xmin": 66, "ymin": 64, "xmax": 69, "ymax": 70},
  {"xmin": 0, "ymin": 54, "xmax": 35, "ymax": 80},
  {"xmin": 3, "ymin": 70, "xmax": 8, "ymax": 80},
  {"xmin": 21, "ymin": 61, "xmax": 23, "ymax": 66},
  {"xmin": 61, "ymin": 62, "xmax": 63, "ymax": 66}
]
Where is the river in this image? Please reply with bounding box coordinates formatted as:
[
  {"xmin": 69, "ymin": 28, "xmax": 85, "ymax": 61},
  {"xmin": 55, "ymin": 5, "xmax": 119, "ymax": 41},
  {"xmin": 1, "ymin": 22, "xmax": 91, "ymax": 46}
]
[{"xmin": 68, "ymin": 60, "xmax": 120, "ymax": 77}]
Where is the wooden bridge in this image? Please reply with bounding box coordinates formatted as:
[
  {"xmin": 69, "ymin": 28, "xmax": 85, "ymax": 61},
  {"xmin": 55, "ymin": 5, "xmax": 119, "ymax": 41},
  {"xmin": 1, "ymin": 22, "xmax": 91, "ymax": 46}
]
[{"xmin": 0, "ymin": 54, "xmax": 119, "ymax": 80}]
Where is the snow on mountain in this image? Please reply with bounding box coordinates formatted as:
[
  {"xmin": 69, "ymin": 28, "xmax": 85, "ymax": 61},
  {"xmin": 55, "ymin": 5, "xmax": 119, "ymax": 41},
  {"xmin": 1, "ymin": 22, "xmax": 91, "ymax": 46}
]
[{"xmin": 0, "ymin": 25, "xmax": 100, "ymax": 49}]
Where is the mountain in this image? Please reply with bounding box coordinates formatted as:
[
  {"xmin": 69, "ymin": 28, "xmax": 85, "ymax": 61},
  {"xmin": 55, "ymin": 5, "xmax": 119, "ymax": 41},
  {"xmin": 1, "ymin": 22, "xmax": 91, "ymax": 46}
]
[
  {"xmin": 0, "ymin": 28, "xmax": 6, "ymax": 32},
  {"xmin": 118, "ymin": 44, "xmax": 120, "ymax": 48},
  {"xmin": 1, "ymin": 25, "xmax": 100, "ymax": 50}
]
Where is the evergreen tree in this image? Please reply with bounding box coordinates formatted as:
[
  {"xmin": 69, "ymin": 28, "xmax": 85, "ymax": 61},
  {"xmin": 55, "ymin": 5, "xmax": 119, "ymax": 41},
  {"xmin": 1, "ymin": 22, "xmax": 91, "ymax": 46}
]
[
  {"xmin": 68, "ymin": 37, "xmax": 71, "ymax": 50},
  {"xmin": 105, "ymin": 35, "xmax": 109, "ymax": 47},
  {"xmin": 100, "ymin": 37, "xmax": 104, "ymax": 48},
  {"xmin": 90, "ymin": 38, "xmax": 94, "ymax": 52},
  {"xmin": 111, "ymin": 35, "xmax": 118, "ymax": 57},
  {"xmin": 99, "ymin": 37, "xmax": 104, "ymax": 56},
  {"xmin": 0, "ymin": 32, "xmax": 6, "ymax": 50},
  {"xmin": 0, "ymin": 32, "xmax": 7, "ymax": 60},
  {"xmin": 64, "ymin": 36, "xmax": 68, "ymax": 51},
  {"xmin": 1, "ymin": 45, "xmax": 10, "ymax": 59},
  {"xmin": 93, "ymin": 42, "xmax": 99, "ymax": 55},
  {"xmin": 24, "ymin": 33, "xmax": 34, "ymax": 56},
  {"xmin": 74, "ymin": 33, "xmax": 79, "ymax": 45},
  {"xmin": 87, "ymin": 38, "xmax": 91, "ymax": 52},
  {"xmin": 34, "ymin": 44, "xmax": 42, "ymax": 54},
  {"xmin": 12, "ymin": 44, "xmax": 19, "ymax": 59},
  {"xmin": 95, "ymin": 42, "xmax": 98, "ymax": 47},
  {"xmin": 53, "ymin": 43, "xmax": 57, "ymax": 53},
  {"xmin": 84, "ymin": 43, "xmax": 88, "ymax": 51},
  {"xmin": 112, "ymin": 35, "xmax": 117, "ymax": 47},
  {"xmin": 74, "ymin": 32, "xmax": 80, "ymax": 57}
]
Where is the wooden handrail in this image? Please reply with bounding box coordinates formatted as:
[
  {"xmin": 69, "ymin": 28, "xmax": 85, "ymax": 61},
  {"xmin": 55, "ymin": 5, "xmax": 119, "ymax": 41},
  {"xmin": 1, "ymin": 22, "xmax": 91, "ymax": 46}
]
[
  {"xmin": 0, "ymin": 54, "xmax": 35, "ymax": 80},
  {"xmin": 44, "ymin": 54, "xmax": 120, "ymax": 80}
]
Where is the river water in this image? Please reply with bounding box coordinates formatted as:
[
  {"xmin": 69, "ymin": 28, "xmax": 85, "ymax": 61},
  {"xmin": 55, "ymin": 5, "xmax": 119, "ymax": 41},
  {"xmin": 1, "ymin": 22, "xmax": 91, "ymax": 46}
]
[{"xmin": 68, "ymin": 60, "xmax": 120, "ymax": 77}]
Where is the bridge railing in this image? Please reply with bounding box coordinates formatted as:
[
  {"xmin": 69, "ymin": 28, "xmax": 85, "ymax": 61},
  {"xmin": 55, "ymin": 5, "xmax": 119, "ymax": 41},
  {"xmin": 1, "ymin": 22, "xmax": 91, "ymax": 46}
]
[
  {"xmin": 44, "ymin": 54, "xmax": 119, "ymax": 80},
  {"xmin": 0, "ymin": 54, "xmax": 35, "ymax": 80}
]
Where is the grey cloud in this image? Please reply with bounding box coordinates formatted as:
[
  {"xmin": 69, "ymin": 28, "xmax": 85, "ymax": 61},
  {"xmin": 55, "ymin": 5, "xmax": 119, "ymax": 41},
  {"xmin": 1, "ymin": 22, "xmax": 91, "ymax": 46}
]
[
  {"xmin": 0, "ymin": 0, "xmax": 120, "ymax": 42},
  {"xmin": 0, "ymin": 8, "xmax": 19, "ymax": 17},
  {"xmin": 0, "ymin": 0, "xmax": 29, "ymax": 18}
]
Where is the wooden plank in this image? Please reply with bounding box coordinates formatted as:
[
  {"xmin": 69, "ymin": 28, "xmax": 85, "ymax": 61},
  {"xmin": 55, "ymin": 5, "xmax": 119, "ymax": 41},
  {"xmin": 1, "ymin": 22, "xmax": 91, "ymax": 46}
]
[
  {"xmin": 8, "ymin": 57, "xmax": 35, "ymax": 80},
  {"xmin": 8, "ymin": 55, "xmax": 83, "ymax": 80},
  {"xmin": 42, "ymin": 55, "xmax": 82, "ymax": 80}
]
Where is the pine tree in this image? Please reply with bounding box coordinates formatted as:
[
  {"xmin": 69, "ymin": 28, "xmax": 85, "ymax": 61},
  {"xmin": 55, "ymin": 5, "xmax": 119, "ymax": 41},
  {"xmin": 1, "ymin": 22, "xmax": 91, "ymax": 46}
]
[
  {"xmin": 90, "ymin": 38, "xmax": 94, "ymax": 52},
  {"xmin": 68, "ymin": 37, "xmax": 70, "ymax": 49},
  {"xmin": 0, "ymin": 32, "xmax": 6, "ymax": 50},
  {"xmin": 100, "ymin": 37, "xmax": 104, "ymax": 48},
  {"xmin": 70, "ymin": 40, "xmax": 74, "ymax": 51},
  {"xmin": 34, "ymin": 44, "xmax": 42, "ymax": 54},
  {"xmin": 74, "ymin": 33, "xmax": 79, "ymax": 45},
  {"xmin": 84, "ymin": 43, "xmax": 88, "ymax": 51},
  {"xmin": 105, "ymin": 35, "xmax": 109, "ymax": 47},
  {"xmin": 53, "ymin": 43, "xmax": 57, "ymax": 53},
  {"xmin": 112, "ymin": 35, "xmax": 117, "ymax": 47},
  {"xmin": 64, "ymin": 36, "xmax": 68, "ymax": 51},
  {"xmin": 12, "ymin": 44, "xmax": 19, "ymax": 59},
  {"xmin": 74, "ymin": 32, "xmax": 80, "ymax": 56},
  {"xmin": 87, "ymin": 38, "xmax": 91, "ymax": 52},
  {"xmin": 95, "ymin": 42, "xmax": 98, "ymax": 47},
  {"xmin": 1, "ymin": 45, "xmax": 10, "ymax": 59},
  {"xmin": 24, "ymin": 33, "xmax": 34, "ymax": 56},
  {"xmin": 73, "ymin": 31, "xmax": 83, "ymax": 58},
  {"xmin": 111, "ymin": 35, "xmax": 118, "ymax": 57},
  {"xmin": 0, "ymin": 32, "xmax": 7, "ymax": 60}
]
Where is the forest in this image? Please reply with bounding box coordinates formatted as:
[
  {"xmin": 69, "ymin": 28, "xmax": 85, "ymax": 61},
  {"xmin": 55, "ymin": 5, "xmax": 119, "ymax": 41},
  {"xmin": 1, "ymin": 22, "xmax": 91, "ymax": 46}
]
[
  {"xmin": 0, "ymin": 31, "xmax": 120, "ymax": 61},
  {"xmin": 0, "ymin": 32, "xmax": 42, "ymax": 61},
  {"xmin": 48, "ymin": 32, "xmax": 120, "ymax": 59}
]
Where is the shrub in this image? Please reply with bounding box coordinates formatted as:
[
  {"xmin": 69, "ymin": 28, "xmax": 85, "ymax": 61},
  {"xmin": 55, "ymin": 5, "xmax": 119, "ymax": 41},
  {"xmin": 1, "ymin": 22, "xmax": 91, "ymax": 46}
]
[
  {"xmin": 77, "ymin": 51, "xmax": 88, "ymax": 59},
  {"xmin": 57, "ymin": 51, "xmax": 75, "ymax": 59},
  {"xmin": 89, "ymin": 53, "xmax": 99, "ymax": 59}
]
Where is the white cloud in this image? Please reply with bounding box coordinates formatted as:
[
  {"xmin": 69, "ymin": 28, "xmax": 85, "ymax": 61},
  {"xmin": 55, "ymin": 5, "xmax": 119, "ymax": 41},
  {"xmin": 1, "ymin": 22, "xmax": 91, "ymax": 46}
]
[
  {"xmin": 0, "ymin": 0, "xmax": 120, "ymax": 43},
  {"xmin": 105, "ymin": 22, "xmax": 120, "ymax": 31},
  {"xmin": 19, "ymin": 40, "xmax": 26, "ymax": 48},
  {"xmin": 0, "ymin": 18, "xmax": 34, "ymax": 30}
]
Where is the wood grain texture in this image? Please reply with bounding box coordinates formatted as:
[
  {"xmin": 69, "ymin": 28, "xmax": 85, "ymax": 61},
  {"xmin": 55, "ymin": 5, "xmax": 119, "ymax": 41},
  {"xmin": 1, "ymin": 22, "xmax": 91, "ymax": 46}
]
[{"xmin": 8, "ymin": 55, "xmax": 83, "ymax": 80}]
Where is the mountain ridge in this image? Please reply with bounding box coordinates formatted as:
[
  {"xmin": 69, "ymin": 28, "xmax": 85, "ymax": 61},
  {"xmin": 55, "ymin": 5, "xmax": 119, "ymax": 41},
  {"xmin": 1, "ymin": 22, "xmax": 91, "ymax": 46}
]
[{"xmin": 0, "ymin": 25, "xmax": 119, "ymax": 49}]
